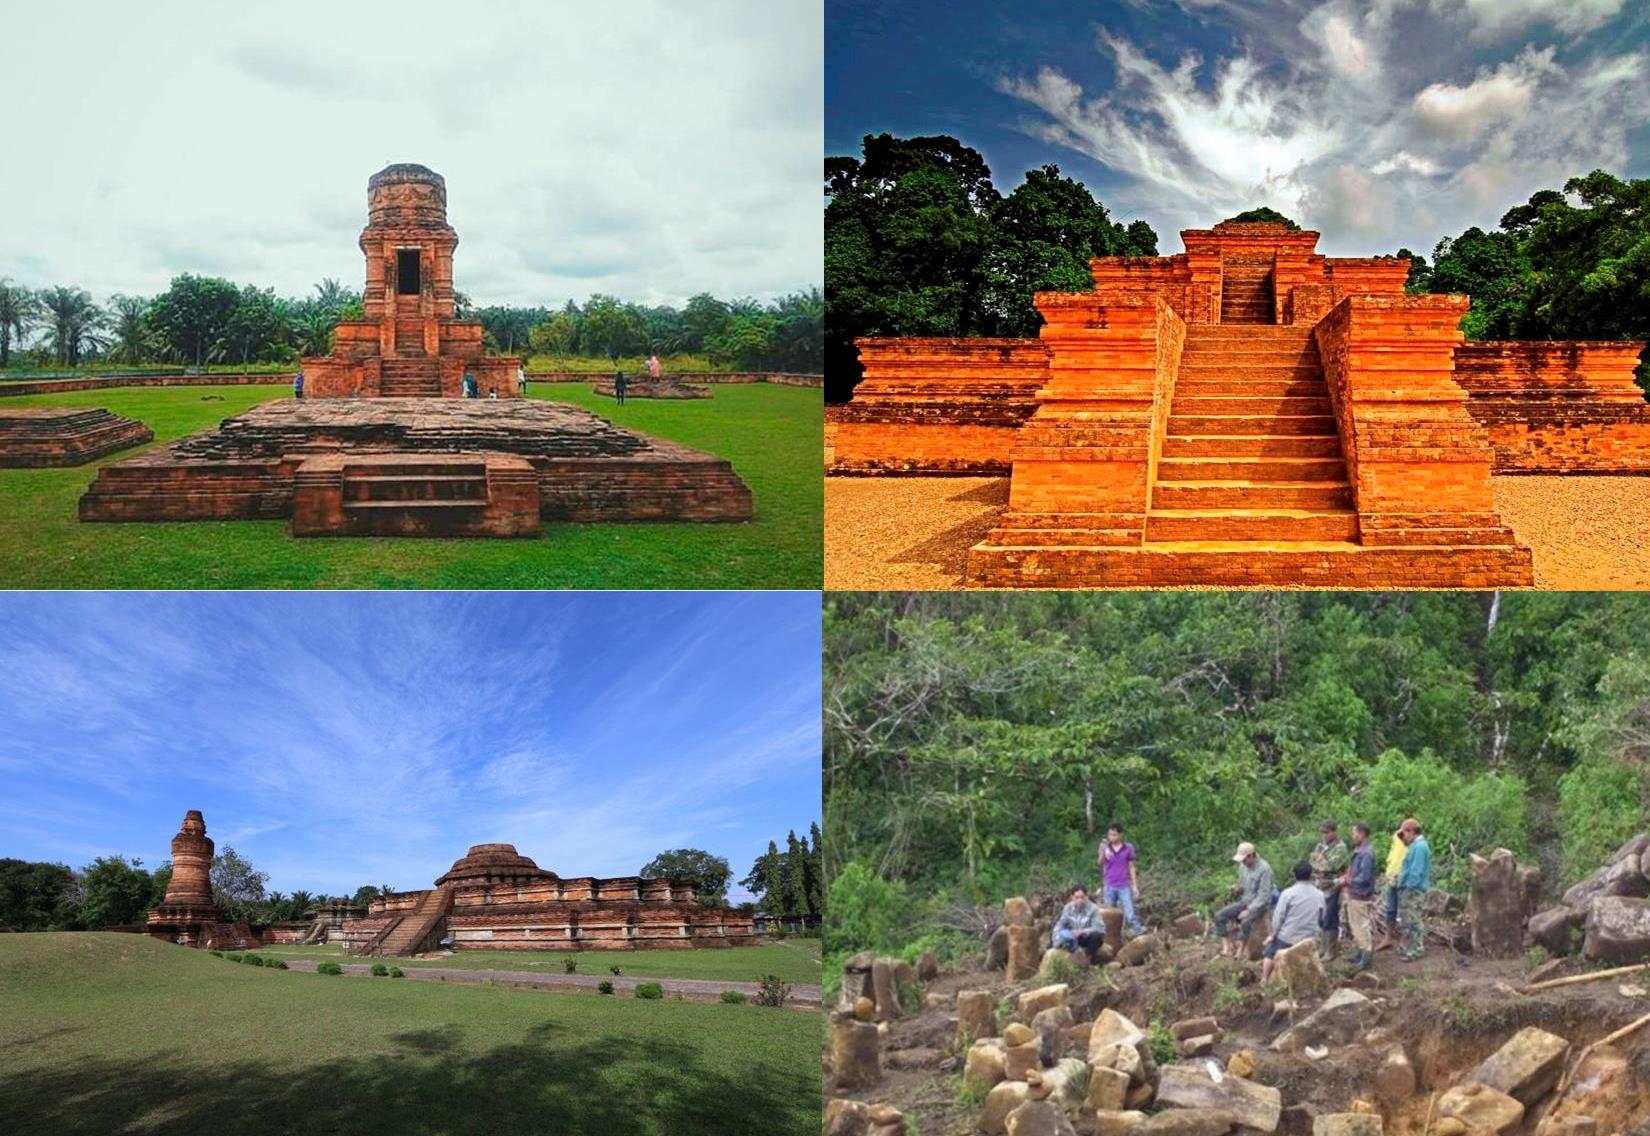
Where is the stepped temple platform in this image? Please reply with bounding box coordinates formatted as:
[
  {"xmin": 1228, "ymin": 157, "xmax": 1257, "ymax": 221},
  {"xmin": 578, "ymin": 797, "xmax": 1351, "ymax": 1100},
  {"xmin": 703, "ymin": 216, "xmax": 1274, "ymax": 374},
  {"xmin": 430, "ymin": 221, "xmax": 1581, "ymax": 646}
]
[
  {"xmin": 146, "ymin": 811, "xmax": 256, "ymax": 951},
  {"xmin": 592, "ymin": 375, "xmax": 713, "ymax": 399},
  {"xmin": 339, "ymin": 843, "xmax": 758, "ymax": 957},
  {"xmin": 0, "ymin": 407, "xmax": 152, "ymax": 467},
  {"xmin": 78, "ymin": 399, "xmax": 753, "ymax": 534},
  {"xmin": 832, "ymin": 220, "xmax": 1650, "ymax": 587},
  {"xmin": 302, "ymin": 163, "xmax": 520, "ymax": 398}
]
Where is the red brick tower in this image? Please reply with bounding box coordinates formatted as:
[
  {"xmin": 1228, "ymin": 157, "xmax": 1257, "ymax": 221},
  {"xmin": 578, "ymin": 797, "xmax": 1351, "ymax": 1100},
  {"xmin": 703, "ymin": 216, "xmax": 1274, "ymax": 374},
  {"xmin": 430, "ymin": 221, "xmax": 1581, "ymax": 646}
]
[
  {"xmin": 301, "ymin": 163, "xmax": 522, "ymax": 398},
  {"xmin": 146, "ymin": 809, "xmax": 247, "ymax": 947}
]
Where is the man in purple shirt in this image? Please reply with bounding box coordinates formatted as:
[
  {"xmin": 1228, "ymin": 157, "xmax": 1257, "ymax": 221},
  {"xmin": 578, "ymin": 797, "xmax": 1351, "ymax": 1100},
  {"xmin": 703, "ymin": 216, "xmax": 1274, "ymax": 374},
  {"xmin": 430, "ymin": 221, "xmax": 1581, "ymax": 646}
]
[{"xmin": 1098, "ymin": 823, "xmax": 1146, "ymax": 935}]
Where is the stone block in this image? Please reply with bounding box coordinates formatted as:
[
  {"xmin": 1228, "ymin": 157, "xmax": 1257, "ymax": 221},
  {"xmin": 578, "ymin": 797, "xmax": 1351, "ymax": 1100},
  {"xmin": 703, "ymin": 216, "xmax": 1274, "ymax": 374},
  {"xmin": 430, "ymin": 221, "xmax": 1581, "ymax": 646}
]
[
  {"xmin": 1156, "ymin": 1064, "xmax": 1282, "ymax": 1133},
  {"xmin": 1007, "ymin": 925, "xmax": 1043, "ymax": 981},
  {"xmin": 1436, "ymin": 1083, "xmax": 1524, "ymax": 1136},
  {"xmin": 1583, "ymin": 896, "xmax": 1650, "ymax": 963},
  {"xmin": 958, "ymin": 990, "xmax": 997, "ymax": 1044},
  {"xmin": 1088, "ymin": 1065, "xmax": 1132, "ymax": 1112},
  {"xmin": 1468, "ymin": 1026, "xmax": 1570, "ymax": 1105},
  {"xmin": 1313, "ymin": 1116, "xmax": 1382, "ymax": 1136},
  {"xmin": 1018, "ymin": 983, "xmax": 1069, "ymax": 1022}
]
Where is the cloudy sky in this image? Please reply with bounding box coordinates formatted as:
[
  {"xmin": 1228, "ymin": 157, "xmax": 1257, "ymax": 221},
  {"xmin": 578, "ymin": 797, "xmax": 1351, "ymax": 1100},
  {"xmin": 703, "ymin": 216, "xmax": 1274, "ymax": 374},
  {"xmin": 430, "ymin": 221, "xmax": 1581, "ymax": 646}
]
[
  {"xmin": 828, "ymin": 0, "xmax": 1649, "ymax": 256},
  {"xmin": 0, "ymin": 592, "xmax": 820, "ymax": 902},
  {"xmin": 1, "ymin": 0, "xmax": 821, "ymax": 308}
]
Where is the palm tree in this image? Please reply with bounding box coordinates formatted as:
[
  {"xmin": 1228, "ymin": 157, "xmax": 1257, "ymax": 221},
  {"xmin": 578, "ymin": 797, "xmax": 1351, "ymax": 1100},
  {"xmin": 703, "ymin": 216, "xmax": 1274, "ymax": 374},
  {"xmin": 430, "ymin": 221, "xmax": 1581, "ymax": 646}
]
[
  {"xmin": 0, "ymin": 279, "xmax": 39, "ymax": 369},
  {"xmin": 37, "ymin": 286, "xmax": 106, "ymax": 367},
  {"xmin": 265, "ymin": 890, "xmax": 287, "ymax": 920},
  {"xmin": 106, "ymin": 294, "xmax": 153, "ymax": 364},
  {"xmin": 312, "ymin": 278, "xmax": 354, "ymax": 315},
  {"xmin": 293, "ymin": 309, "xmax": 335, "ymax": 356}
]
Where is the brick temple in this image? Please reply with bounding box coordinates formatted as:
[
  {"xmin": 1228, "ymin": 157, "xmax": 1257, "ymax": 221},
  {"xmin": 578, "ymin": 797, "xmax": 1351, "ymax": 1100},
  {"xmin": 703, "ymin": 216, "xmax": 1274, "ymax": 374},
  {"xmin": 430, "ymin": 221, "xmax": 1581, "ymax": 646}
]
[
  {"xmin": 145, "ymin": 810, "xmax": 256, "ymax": 950},
  {"xmin": 303, "ymin": 163, "xmax": 519, "ymax": 399},
  {"xmin": 0, "ymin": 408, "xmax": 152, "ymax": 467},
  {"xmin": 832, "ymin": 220, "xmax": 1650, "ymax": 587},
  {"xmin": 337, "ymin": 843, "xmax": 758, "ymax": 956}
]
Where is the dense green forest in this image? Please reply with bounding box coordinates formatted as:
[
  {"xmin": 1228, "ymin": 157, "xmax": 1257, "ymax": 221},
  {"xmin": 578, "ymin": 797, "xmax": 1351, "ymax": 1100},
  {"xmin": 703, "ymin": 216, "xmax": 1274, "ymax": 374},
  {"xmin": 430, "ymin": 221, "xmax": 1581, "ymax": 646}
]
[
  {"xmin": 0, "ymin": 274, "xmax": 823, "ymax": 374},
  {"xmin": 824, "ymin": 132, "xmax": 1650, "ymax": 401},
  {"xmin": 823, "ymin": 592, "xmax": 1650, "ymax": 968}
]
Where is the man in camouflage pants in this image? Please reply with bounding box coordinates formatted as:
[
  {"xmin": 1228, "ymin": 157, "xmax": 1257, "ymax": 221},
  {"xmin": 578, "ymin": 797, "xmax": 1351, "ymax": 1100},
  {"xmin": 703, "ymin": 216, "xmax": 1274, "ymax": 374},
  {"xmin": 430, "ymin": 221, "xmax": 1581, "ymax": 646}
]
[
  {"xmin": 1310, "ymin": 820, "xmax": 1350, "ymax": 960},
  {"xmin": 1395, "ymin": 818, "xmax": 1431, "ymax": 961}
]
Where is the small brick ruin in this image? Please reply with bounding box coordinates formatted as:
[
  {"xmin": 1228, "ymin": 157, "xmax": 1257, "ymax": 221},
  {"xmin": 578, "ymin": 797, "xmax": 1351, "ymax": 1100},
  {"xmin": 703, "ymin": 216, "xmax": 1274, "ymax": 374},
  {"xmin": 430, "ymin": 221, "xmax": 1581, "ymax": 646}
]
[
  {"xmin": 338, "ymin": 843, "xmax": 758, "ymax": 956},
  {"xmin": 591, "ymin": 375, "xmax": 713, "ymax": 399},
  {"xmin": 78, "ymin": 399, "xmax": 752, "ymax": 533},
  {"xmin": 832, "ymin": 221, "xmax": 1650, "ymax": 588},
  {"xmin": 145, "ymin": 811, "xmax": 257, "ymax": 951},
  {"xmin": 302, "ymin": 163, "xmax": 520, "ymax": 399},
  {"xmin": 0, "ymin": 408, "xmax": 152, "ymax": 467}
]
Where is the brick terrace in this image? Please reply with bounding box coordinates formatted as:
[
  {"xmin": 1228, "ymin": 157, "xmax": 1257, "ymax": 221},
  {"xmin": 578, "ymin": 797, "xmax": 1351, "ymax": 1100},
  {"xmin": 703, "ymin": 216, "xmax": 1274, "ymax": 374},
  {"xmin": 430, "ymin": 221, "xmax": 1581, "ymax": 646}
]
[{"xmin": 0, "ymin": 407, "xmax": 153, "ymax": 467}]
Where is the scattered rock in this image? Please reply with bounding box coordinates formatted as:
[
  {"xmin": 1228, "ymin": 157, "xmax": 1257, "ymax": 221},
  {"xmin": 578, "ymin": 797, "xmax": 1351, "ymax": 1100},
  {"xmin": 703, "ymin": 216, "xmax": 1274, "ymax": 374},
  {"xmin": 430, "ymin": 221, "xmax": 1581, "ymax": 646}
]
[
  {"xmin": 983, "ymin": 1081, "xmax": 1034, "ymax": 1135},
  {"xmin": 1583, "ymin": 896, "xmax": 1650, "ymax": 963},
  {"xmin": 1432, "ymin": 1119, "xmax": 1468, "ymax": 1136},
  {"xmin": 853, "ymin": 995, "xmax": 874, "ymax": 1021},
  {"xmin": 1005, "ymin": 1041, "xmax": 1041, "ymax": 1081},
  {"xmin": 988, "ymin": 925, "xmax": 1010, "ymax": 970},
  {"xmin": 1088, "ymin": 1066, "xmax": 1131, "ymax": 1113},
  {"xmin": 1004, "ymin": 896, "xmax": 1034, "ymax": 927},
  {"xmin": 1018, "ymin": 983, "xmax": 1069, "ymax": 1022},
  {"xmin": 829, "ymin": 1012, "xmax": 881, "ymax": 1090},
  {"xmin": 1093, "ymin": 1040, "xmax": 1145, "ymax": 1085},
  {"xmin": 1094, "ymin": 1111, "xmax": 1149, "ymax": 1136},
  {"xmin": 1351, "ymin": 971, "xmax": 1383, "ymax": 989},
  {"xmin": 1038, "ymin": 1058, "xmax": 1090, "ymax": 1117},
  {"xmin": 1436, "ymin": 1082, "xmax": 1524, "ymax": 1136},
  {"xmin": 824, "ymin": 1097, "xmax": 872, "ymax": 1136},
  {"xmin": 1005, "ymin": 1099, "xmax": 1077, "ymax": 1136},
  {"xmin": 1274, "ymin": 938, "xmax": 1330, "ymax": 995},
  {"xmin": 1226, "ymin": 1050, "xmax": 1256, "ymax": 1078},
  {"xmin": 1371, "ymin": 1048, "xmax": 1414, "ymax": 1109},
  {"xmin": 958, "ymin": 989, "xmax": 998, "ymax": 1044},
  {"xmin": 1272, "ymin": 988, "xmax": 1377, "ymax": 1052},
  {"xmin": 965, "ymin": 1039, "xmax": 1008, "ymax": 1091},
  {"xmin": 872, "ymin": 957, "xmax": 899, "ymax": 1021},
  {"xmin": 838, "ymin": 951, "xmax": 875, "ymax": 1012},
  {"xmin": 916, "ymin": 949, "xmax": 940, "ymax": 981},
  {"xmin": 1171, "ymin": 1016, "xmax": 1221, "ymax": 1042},
  {"xmin": 1007, "ymin": 925, "xmax": 1043, "ymax": 981},
  {"xmin": 1137, "ymin": 1108, "xmax": 1237, "ymax": 1136},
  {"xmin": 885, "ymin": 1046, "xmax": 943, "ymax": 1071},
  {"xmin": 1125, "ymin": 1081, "xmax": 1156, "ymax": 1110},
  {"xmin": 1038, "ymin": 948, "xmax": 1069, "ymax": 978},
  {"xmin": 1100, "ymin": 907, "xmax": 1126, "ymax": 953},
  {"xmin": 1088, "ymin": 1009, "xmax": 1149, "ymax": 1069},
  {"xmin": 1536, "ymin": 1119, "xmax": 1597, "ymax": 1136},
  {"xmin": 1178, "ymin": 1035, "xmax": 1216, "ymax": 1057},
  {"xmin": 1156, "ymin": 1064, "xmax": 1283, "ymax": 1133},
  {"xmin": 1468, "ymin": 1026, "xmax": 1570, "ymax": 1106},
  {"xmin": 1006, "ymin": 1022, "xmax": 1035, "ymax": 1047},
  {"xmin": 1469, "ymin": 849, "xmax": 1529, "ymax": 960},
  {"xmin": 1313, "ymin": 1116, "xmax": 1382, "ymax": 1136},
  {"xmin": 1172, "ymin": 913, "xmax": 1205, "ymax": 939},
  {"xmin": 1116, "ymin": 932, "xmax": 1164, "ymax": 967},
  {"xmin": 1031, "ymin": 1005, "xmax": 1074, "ymax": 1065}
]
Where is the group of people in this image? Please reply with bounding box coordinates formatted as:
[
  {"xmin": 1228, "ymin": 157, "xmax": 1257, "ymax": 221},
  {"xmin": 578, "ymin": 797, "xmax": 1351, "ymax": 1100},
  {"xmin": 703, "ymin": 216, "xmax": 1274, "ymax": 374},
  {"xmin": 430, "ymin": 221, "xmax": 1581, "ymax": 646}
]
[
  {"xmin": 612, "ymin": 355, "xmax": 662, "ymax": 406},
  {"xmin": 1050, "ymin": 818, "xmax": 1435, "ymax": 976}
]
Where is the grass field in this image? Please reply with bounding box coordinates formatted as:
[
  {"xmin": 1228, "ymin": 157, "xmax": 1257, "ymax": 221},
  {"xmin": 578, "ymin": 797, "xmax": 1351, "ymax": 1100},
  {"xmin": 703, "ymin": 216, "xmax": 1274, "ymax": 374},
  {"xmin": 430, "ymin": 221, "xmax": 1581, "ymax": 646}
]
[
  {"xmin": 0, "ymin": 381, "xmax": 821, "ymax": 588},
  {"xmin": 0, "ymin": 933, "xmax": 818, "ymax": 1136},
  {"xmin": 257, "ymin": 939, "xmax": 822, "ymax": 984}
]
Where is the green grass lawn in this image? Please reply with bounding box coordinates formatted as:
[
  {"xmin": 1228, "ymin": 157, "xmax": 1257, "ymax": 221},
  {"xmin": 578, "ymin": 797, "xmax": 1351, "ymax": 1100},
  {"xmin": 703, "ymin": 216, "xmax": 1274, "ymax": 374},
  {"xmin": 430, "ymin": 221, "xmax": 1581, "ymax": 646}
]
[
  {"xmin": 0, "ymin": 381, "xmax": 821, "ymax": 588},
  {"xmin": 257, "ymin": 939, "xmax": 822, "ymax": 984},
  {"xmin": 0, "ymin": 933, "xmax": 818, "ymax": 1136}
]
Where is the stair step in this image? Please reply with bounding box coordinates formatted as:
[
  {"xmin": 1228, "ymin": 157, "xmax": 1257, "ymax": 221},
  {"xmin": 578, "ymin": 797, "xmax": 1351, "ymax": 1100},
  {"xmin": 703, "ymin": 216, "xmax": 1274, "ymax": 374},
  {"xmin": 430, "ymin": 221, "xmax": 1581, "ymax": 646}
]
[
  {"xmin": 1170, "ymin": 396, "xmax": 1331, "ymax": 415},
  {"xmin": 1169, "ymin": 414, "xmax": 1336, "ymax": 436},
  {"xmin": 1157, "ymin": 456, "xmax": 1346, "ymax": 481},
  {"xmin": 344, "ymin": 498, "xmax": 486, "ymax": 510},
  {"xmin": 1175, "ymin": 382, "xmax": 1328, "ymax": 398},
  {"xmin": 1152, "ymin": 480, "xmax": 1353, "ymax": 510},
  {"xmin": 1145, "ymin": 509, "xmax": 1359, "ymax": 542},
  {"xmin": 1163, "ymin": 434, "xmax": 1343, "ymax": 458}
]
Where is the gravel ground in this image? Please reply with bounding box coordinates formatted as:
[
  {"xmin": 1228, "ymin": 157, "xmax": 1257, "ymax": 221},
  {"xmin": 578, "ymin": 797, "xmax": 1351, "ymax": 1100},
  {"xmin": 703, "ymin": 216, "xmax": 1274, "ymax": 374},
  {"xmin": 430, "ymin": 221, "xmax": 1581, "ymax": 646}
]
[
  {"xmin": 1493, "ymin": 474, "xmax": 1650, "ymax": 589},
  {"xmin": 823, "ymin": 472, "xmax": 1650, "ymax": 590}
]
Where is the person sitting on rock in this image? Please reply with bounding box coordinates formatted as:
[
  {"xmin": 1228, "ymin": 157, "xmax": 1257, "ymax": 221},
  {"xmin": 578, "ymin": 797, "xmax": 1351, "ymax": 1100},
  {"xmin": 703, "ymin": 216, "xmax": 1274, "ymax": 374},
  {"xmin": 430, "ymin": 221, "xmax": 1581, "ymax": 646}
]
[
  {"xmin": 1216, "ymin": 842, "xmax": 1274, "ymax": 958},
  {"xmin": 1396, "ymin": 818, "xmax": 1431, "ymax": 961},
  {"xmin": 1098, "ymin": 822, "xmax": 1146, "ymax": 936},
  {"xmin": 1343, "ymin": 821, "xmax": 1378, "ymax": 971},
  {"xmin": 1051, "ymin": 883, "xmax": 1105, "ymax": 960},
  {"xmin": 1377, "ymin": 824, "xmax": 1408, "ymax": 952},
  {"xmin": 1261, "ymin": 861, "xmax": 1325, "ymax": 983},
  {"xmin": 1310, "ymin": 820, "xmax": 1350, "ymax": 960}
]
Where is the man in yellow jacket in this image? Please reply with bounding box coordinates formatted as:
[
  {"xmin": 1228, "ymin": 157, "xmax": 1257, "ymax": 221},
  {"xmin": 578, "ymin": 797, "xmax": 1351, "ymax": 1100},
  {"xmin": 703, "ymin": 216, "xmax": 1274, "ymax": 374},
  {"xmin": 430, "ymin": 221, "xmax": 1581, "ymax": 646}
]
[{"xmin": 1377, "ymin": 826, "xmax": 1407, "ymax": 952}]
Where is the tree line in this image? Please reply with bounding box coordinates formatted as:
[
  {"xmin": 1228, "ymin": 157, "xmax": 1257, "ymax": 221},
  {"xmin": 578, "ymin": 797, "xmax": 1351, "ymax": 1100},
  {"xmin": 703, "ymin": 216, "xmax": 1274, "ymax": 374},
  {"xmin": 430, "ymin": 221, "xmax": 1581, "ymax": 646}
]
[
  {"xmin": 0, "ymin": 274, "xmax": 823, "ymax": 374},
  {"xmin": 824, "ymin": 133, "xmax": 1650, "ymax": 400},
  {"xmin": 639, "ymin": 826, "xmax": 822, "ymax": 919},
  {"xmin": 824, "ymin": 592, "xmax": 1650, "ymax": 960}
]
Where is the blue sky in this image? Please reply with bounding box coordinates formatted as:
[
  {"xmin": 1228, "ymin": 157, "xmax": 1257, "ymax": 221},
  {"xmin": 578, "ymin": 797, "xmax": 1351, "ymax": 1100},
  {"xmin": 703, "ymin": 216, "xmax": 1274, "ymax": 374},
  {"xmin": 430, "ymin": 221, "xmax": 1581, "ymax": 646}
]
[
  {"xmin": 828, "ymin": 0, "xmax": 1649, "ymax": 256},
  {"xmin": 0, "ymin": 592, "xmax": 821, "ymax": 903}
]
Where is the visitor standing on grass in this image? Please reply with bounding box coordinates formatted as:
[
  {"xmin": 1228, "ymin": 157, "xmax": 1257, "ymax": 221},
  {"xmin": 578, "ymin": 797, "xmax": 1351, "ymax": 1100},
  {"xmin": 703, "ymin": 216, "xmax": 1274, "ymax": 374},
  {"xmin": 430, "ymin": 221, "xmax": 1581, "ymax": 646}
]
[
  {"xmin": 1051, "ymin": 883, "xmax": 1105, "ymax": 960},
  {"xmin": 293, "ymin": 368, "xmax": 304, "ymax": 399},
  {"xmin": 648, "ymin": 353, "xmax": 661, "ymax": 380},
  {"xmin": 1310, "ymin": 820, "xmax": 1349, "ymax": 959},
  {"xmin": 1378, "ymin": 824, "xmax": 1408, "ymax": 952},
  {"xmin": 1343, "ymin": 822, "xmax": 1378, "ymax": 971},
  {"xmin": 614, "ymin": 369, "xmax": 627, "ymax": 405},
  {"xmin": 1098, "ymin": 823, "xmax": 1146, "ymax": 935},
  {"xmin": 1215, "ymin": 842, "xmax": 1274, "ymax": 957},
  {"xmin": 1261, "ymin": 862, "xmax": 1324, "ymax": 983},
  {"xmin": 1396, "ymin": 818, "xmax": 1431, "ymax": 961}
]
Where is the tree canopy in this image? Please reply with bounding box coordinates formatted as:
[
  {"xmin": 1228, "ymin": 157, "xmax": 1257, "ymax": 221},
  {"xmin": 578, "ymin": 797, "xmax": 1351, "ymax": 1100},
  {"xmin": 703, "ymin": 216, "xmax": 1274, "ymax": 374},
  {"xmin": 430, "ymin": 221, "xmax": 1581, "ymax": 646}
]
[
  {"xmin": 1222, "ymin": 206, "xmax": 1301, "ymax": 229},
  {"xmin": 639, "ymin": 849, "xmax": 732, "ymax": 907}
]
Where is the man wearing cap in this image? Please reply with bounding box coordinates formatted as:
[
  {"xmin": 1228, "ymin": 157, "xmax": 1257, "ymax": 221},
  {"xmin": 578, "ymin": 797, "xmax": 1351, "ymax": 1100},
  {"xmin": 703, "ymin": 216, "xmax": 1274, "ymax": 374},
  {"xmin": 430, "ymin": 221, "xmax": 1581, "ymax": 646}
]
[
  {"xmin": 1396, "ymin": 818, "xmax": 1431, "ymax": 961},
  {"xmin": 1310, "ymin": 821, "xmax": 1350, "ymax": 960},
  {"xmin": 1215, "ymin": 842, "xmax": 1274, "ymax": 958}
]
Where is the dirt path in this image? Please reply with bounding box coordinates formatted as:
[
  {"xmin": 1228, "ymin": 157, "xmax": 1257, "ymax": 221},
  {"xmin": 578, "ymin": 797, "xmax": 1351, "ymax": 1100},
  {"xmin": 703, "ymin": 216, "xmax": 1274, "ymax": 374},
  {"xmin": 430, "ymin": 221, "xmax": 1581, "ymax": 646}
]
[{"xmin": 284, "ymin": 959, "xmax": 822, "ymax": 1006}]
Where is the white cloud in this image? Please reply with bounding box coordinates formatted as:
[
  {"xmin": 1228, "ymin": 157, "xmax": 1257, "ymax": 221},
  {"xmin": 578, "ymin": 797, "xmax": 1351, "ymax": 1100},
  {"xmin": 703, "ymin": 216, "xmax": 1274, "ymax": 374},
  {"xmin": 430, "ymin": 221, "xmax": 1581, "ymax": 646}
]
[
  {"xmin": 1432, "ymin": 0, "xmax": 1625, "ymax": 38},
  {"xmin": 1412, "ymin": 49, "xmax": 1554, "ymax": 141}
]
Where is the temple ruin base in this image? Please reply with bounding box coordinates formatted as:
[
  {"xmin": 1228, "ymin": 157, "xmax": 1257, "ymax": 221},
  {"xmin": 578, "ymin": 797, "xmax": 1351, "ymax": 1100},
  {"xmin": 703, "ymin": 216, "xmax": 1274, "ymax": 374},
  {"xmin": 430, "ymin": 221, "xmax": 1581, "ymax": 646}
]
[
  {"xmin": 0, "ymin": 408, "xmax": 153, "ymax": 467},
  {"xmin": 77, "ymin": 398, "xmax": 753, "ymax": 532}
]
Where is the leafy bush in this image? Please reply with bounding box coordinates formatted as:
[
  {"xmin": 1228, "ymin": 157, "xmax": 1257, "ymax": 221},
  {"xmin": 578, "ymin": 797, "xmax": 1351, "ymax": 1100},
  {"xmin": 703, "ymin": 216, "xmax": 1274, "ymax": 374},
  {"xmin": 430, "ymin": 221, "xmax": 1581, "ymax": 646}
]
[
  {"xmin": 270, "ymin": 959, "xmax": 288, "ymax": 970},
  {"xmin": 245, "ymin": 955, "xmax": 265, "ymax": 967},
  {"xmin": 827, "ymin": 862, "xmax": 909, "ymax": 955},
  {"xmin": 1147, "ymin": 1018, "xmax": 1177, "ymax": 1067},
  {"xmin": 598, "ymin": 980, "xmax": 615, "ymax": 995},
  {"xmin": 609, "ymin": 964, "xmax": 622, "ymax": 976},
  {"xmin": 225, "ymin": 953, "xmax": 244, "ymax": 963},
  {"xmin": 389, "ymin": 966, "xmax": 404, "ymax": 978},
  {"xmin": 755, "ymin": 975, "xmax": 792, "ymax": 1008},
  {"xmin": 720, "ymin": 990, "xmax": 748, "ymax": 1004},
  {"xmin": 209, "ymin": 950, "xmax": 223, "ymax": 958},
  {"xmin": 317, "ymin": 961, "xmax": 343, "ymax": 976},
  {"xmin": 562, "ymin": 957, "xmax": 578, "ymax": 973},
  {"xmin": 634, "ymin": 982, "xmax": 664, "ymax": 1000},
  {"xmin": 1559, "ymin": 758, "xmax": 1646, "ymax": 882},
  {"xmin": 371, "ymin": 962, "xmax": 389, "ymax": 977}
]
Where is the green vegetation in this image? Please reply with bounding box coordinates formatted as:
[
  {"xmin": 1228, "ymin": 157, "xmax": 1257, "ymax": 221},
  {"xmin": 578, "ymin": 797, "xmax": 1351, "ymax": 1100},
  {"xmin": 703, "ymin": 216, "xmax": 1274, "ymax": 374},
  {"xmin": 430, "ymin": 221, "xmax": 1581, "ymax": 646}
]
[
  {"xmin": 0, "ymin": 934, "xmax": 815, "ymax": 1135},
  {"xmin": 371, "ymin": 962, "xmax": 389, "ymax": 977},
  {"xmin": 316, "ymin": 961, "xmax": 342, "ymax": 976},
  {"xmin": 0, "ymin": 381, "xmax": 819, "ymax": 589},
  {"xmin": 1222, "ymin": 207, "xmax": 1302, "ymax": 229},
  {"xmin": 823, "ymin": 593, "xmax": 1650, "ymax": 966},
  {"xmin": 255, "ymin": 942, "xmax": 822, "ymax": 986},
  {"xmin": 388, "ymin": 966, "xmax": 403, "ymax": 978},
  {"xmin": 598, "ymin": 980, "xmax": 615, "ymax": 995},
  {"xmin": 824, "ymin": 133, "xmax": 1158, "ymax": 400},
  {"xmin": 635, "ymin": 982, "xmax": 665, "ymax": 1000},
  {"xmin": 640, "ymin": 849, "xmax": 733, "ymax": 907},
  {"xmin": 719, "ymin": 990, "xmax": 747, "ymax": 1004},
  {"xmin": 739, "ymin": 824, "xmax": 824, "ymax": 922}
]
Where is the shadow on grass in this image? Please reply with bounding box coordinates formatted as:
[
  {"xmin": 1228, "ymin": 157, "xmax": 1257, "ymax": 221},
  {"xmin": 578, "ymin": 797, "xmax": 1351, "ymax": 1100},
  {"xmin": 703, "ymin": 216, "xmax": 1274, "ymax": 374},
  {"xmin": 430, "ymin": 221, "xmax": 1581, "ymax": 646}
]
[{"xmin": 4, "ymin": 1023, "xmax": 816, "ymax": 1136}]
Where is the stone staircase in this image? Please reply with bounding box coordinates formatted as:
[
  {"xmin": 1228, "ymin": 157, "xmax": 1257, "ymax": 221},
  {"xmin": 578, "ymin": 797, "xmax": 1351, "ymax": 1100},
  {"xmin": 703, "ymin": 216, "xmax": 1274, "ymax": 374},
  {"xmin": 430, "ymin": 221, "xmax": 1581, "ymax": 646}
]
[
  {"xmin": 1150, "ymin": 324, "xmax": 1357, "ymax": 544},
  {"xmin": 370, "ymin": 886, "xmax": 454, "ymax": 957},
  {"xmin": 379, "ymin": 358, "xmax": 442, "ymax": 397},
  {"xmin": 1221, "ymin": 262, "xmax": 1274, "ymax": 324}
]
